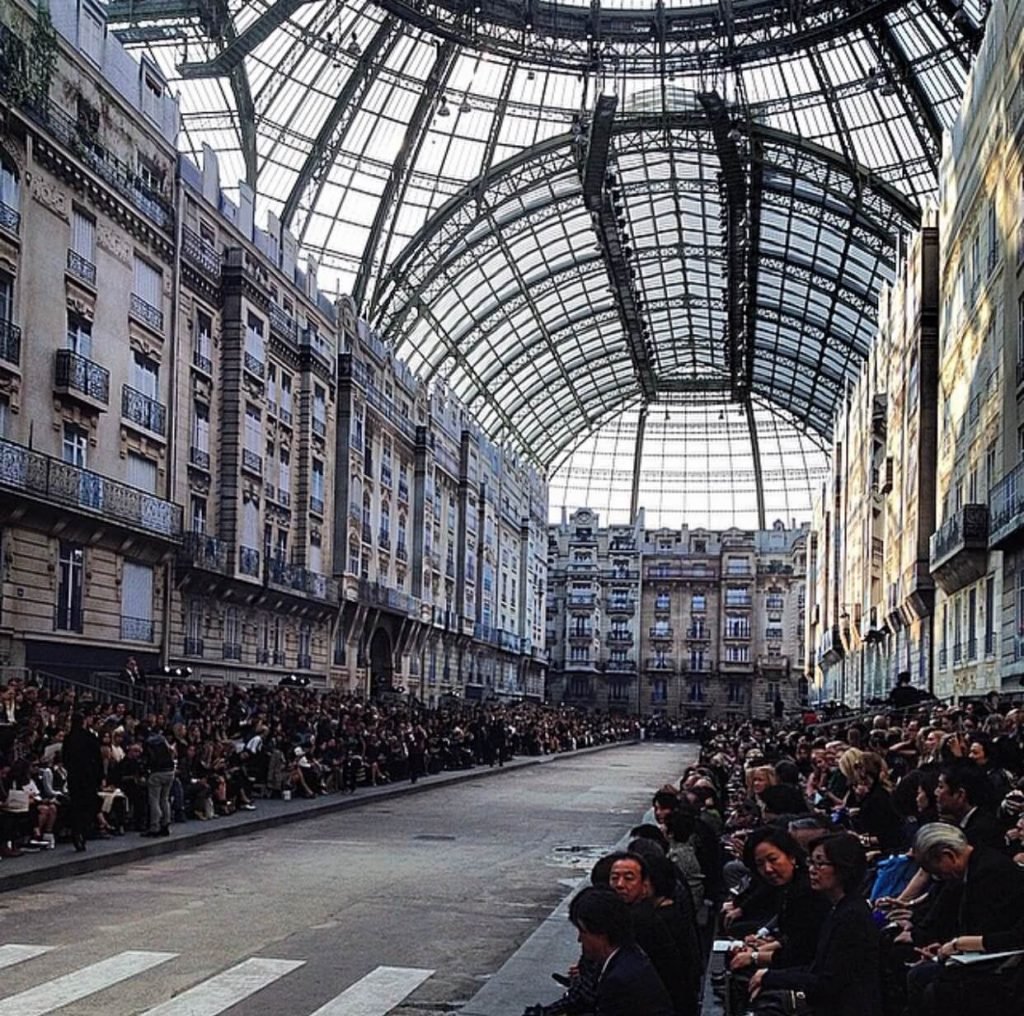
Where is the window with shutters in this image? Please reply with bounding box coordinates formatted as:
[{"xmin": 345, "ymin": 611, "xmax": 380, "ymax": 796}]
[
  {"xmin": 309, "ymin": 536, "xmax": 322, "ymax": 575},
  {"xmin": 131, "ymin": 256, "xmax": 163, "ymax": 330},
  {"xmin": 121, "ymin": 561, "xmax": 154, "ymax": 641},
  {"xmin": 0, "ymin": 161, "xmax": 19, "ymax": 233},
  {"xmin": 243, "ymin": 405, "xmax": 262, "ymax": 474},
  {"xmin": 190, "ymin": 496, "xmax": 206, "ymax": 534},
  {"xmin": 194, "ymin": 309, "xmax": 212, "ymax": 373},
  {"xmin": 126, "ymin": 452, "xmax": 156, "ymax": 493},
  {"xmin": 191, "ymin": 403, "xmax": 210, "ymax": 469},
  {"xmin": 278, "ymin": 447, "xmax": 291, "ymax": 497}
]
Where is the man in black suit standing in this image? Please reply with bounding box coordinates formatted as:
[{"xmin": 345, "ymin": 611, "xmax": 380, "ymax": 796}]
[{"xmin": 568, "ymin": 886, "xmax": 672, "ymax": 1016}]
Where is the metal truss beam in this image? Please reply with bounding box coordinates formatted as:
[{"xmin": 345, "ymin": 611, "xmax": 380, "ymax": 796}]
[
  {"xmin": 372, "ymin": 0, "xmax": 912, "ymax": 75},
  {"xmin": 105, "ymin": 1, "xmax": 203, "ymax": 19},
  {"xmin": 280, "ymin": 16, "xmax": 404, "ymax": 233},
  {"xmin": 178, "ymin": 0, "xmax": 314, "ymax": 78},
  {"xmin": 583, "ymin": 93, "xmax": 658, "ymax": 402},
  {"xmin": 700, "ymin": 90, "xmax": 749, "ymax": 397},
  {"xmin": 744, "ymin": 396, "xmax": 766, "ymax": 529},
  {"xmin": 355, "ymin": 39, "xmax": 458, "ymax": 314}
]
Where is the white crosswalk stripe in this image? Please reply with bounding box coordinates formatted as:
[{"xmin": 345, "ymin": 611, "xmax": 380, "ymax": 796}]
[
  {"xmin": 140, "ymin": 957, "xmax": 306, "ymax": 1015},
  {"xmin": 306, "ymin": 965, "xmax": 434, "ymax": 1016},
  {"xmin": 0, "ymin": 949, "xmax": 176, "ymax": 1016},
  {"xmin": 0, "ymin": 945, "xmax": 53, "ymax": 970},
  {"xmin": 0, "ymin": 944, "xmax": 433, "ymax": 1016}
]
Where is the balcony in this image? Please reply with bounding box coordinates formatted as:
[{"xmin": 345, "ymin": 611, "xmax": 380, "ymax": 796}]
[
  {"xmin": 724, "ymin": 628, "xmax": 751, "ymax": 641},
  {"xmin": 238, "ymin": 546, "xmax": 260, "ymax": 577},
  {"xmin": 179, "ymin": 532, "xmax": 232, "ymax": 575},
  {"xmin": 568, "ymin": 628, "xmax": 594, "ymax": 641},
  {"xmin": 54, "ymin": 349, "xmax": 109, "ymax": 409},
  {"xmin": 269, "ymin": 302, "xmax": 298, "ymax": 343},
  {"xmin": 649, "ymin": 626, "xmax": 673, "ymax": 640},
  {"xmin": 312, "ymin": 416, "xmax": 327, "ymax": 439},
  {"xmin": 757, "ymin": 656, "xmax": 791, "ymax": 675},
  {"xmin": 0, "ymin": 199, "xmax": 18, "ymax": 234},
  {"xmin": 184, "ymin": 637, "xmax": 204, "ymax": 657},
  {"xmin": 181, "ymin": 226, "xmax": 220, "ymax": 278},
  {"xmin": 265, "ymin": 557, "xmax": 338, "ymax": 603},
  {"xmin": 309, "ymin": 495, "xmax": 325, "ymax": 516},
  {"xmin": 929, "ymin": 504, "xmax": 989, "ymax": 594},
  {"xmin": 603, "ymin": 659, "xmax": 637, "ymax": 673},
  {"xmin": 222, "ymin": 643, "xmax": 242, "ymax": 662},
  {"xmin": 378, "ymin": 530, "xmax": 391, "ymax": 550},
  {"xmin": 361, "ymin": 522, "xmax": 372, "ymax": 544},
  {"xmin": 567, "ymin": 593, "xmax": 596, "ymax": 609},
  {"xmin": 605, "ymin": 598, "xmax": 635, "ymax": 614},
  {"xmin": 0, "ymin": 61, "xmax": 175, "ymax": 231},
  {"xmin": 0, "ymin": 437, "xmax": 182, "ymax": 540},
  {"xmin": 121, "ymin": 386, "xmax": 166, "ymax": 438},
  {"xmin": 0, "ymin": 319, "xmax": 21, "ymax": 367},
  {"xmin": 243, "ymin": 350, "xmax": 266, "ymax": 379},
  {"xmin": 686, "ymin": 627, "xmax": 710, "ymax": 641},
  {"xmin": 66, "ymin": 248, "xmax": 96, "ymax": 287},
  {"xmin": 396, "ymin": 542, "xmax": 408, "ymax": 563},
  {"xmin": 241, "ymin": 449, "xmax": 262, "ymax": 476},
  {"xmin": 130, "ymin": 293, "xmax": 163, "ymax": 333},
  {"xmin": 189, "ymin": 446, "xmax": 210, "ymax": 472},
  {"xmin": 121, "ymin": 615, "xmax": 154, "ymax": 642},
  {"xmin": 192, "ymin": 346, "xmax": 213, "ymax": 375},
  {"xmin": 297, "ymin": 654, "xmax": 312, "ymax": 670},
  {"xmin": 990, "ymin": 461, "xmax": 1024, "ymax": 549},
  {"xmin": 607, "ymin": 630, "xmax": 634, "ymax": 644},
  {"xmin": 645, "ymin": 657, "xmax": 673, "ymax": 671}
]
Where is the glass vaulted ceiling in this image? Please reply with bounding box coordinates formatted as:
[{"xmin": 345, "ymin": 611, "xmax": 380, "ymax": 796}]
[{"xmin": 106, "ymin": 0, "xmax": 988, "ymax": 527}]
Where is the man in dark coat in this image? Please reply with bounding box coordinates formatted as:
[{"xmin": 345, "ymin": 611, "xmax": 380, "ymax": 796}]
[
  {"xmin": 61, "ymin": 712, "xmax": 102, "ymax": 851},
  {"xmin": 568, "ymin": 886, "xmax": 672, "ymax": 1016}
]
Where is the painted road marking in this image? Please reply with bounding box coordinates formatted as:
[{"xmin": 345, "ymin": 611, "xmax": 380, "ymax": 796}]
[
  {"xmin": 141, "ymin": 957, "xmax": 306, "ymax": 1015},
  {"xmin": 0, "ymin": 950, "xmax": 176, "ymax": 1016},
  {"xmin": 0, "ymin": 945, "xmax": 52, "ymax": 970},
  {"xmin": 306, "ymin": 965, "xmax": 434, "ymax": 1016}
]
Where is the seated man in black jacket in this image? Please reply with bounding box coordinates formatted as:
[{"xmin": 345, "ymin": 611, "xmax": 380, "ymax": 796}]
[
  {"xmin": 908, "ymin": 823, "xmax": 1024, "ymax": 1016},
  {"xmin": 609, "ymin": 851, "xmax": 699, "ymax": 1016},
  {"xmin": 567, "ymin": 886, "xmax": 672, "ymax": 1016}
]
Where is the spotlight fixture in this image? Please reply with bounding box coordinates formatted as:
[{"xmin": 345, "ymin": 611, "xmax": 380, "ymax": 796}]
[
  {"xmin": 437, "ymin": 95, "xmax": 451, "ymax": 117},
  {"xmin": 346, "ymin": 31, "xmax": 361, "ymax": 56},
  {"xmin": 727, "ymin": 125, "xmax": 742, "ymax": 142},
  {"xmin": 459, "ymin": 96, "xmax": 473, "ymax": 113},
  {"xmin": 526, "ymin": 68, "xmax": 535, "ymax": 80}
]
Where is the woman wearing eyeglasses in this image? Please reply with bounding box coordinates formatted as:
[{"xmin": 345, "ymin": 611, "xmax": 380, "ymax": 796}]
[{"xmin": 747, "ymin": 834, "xmax": 883, "ymax": 1016}]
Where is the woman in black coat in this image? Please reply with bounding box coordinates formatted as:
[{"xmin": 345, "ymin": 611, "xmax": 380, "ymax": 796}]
[{"xmin": 750, "ymin": 834, "xmax": 883, "ymax": 1016}]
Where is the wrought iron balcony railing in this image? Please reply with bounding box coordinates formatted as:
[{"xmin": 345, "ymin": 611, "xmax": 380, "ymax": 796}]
[
  {"xmin": 130, "ymin": 293, "xmax": 163, "ymax": 332},
  {"xmin": 121, "ymin": 386, "xmax": 166, "ymax": 437},
  {"xmin": 0, "ymin": 318, "xmax": 21, "ymax": 367},
  {"xmin": 0, "ymin": 436, "xmax": 182, "ymax": 538},
  {"xmin": 66, "ymin": 248, "xmax": 96, "ymax": 286},
  {"xmin": 55, "ymin": 349, "xmax": 109, "ymax": 405}
]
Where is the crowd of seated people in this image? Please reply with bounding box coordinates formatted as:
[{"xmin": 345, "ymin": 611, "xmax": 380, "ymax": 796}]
[
  {"xmin": 527, "ymin": 694, "xmax": 1024, "ymax": 1016},
  {"xmin": 0, "ymin": 674, "xmax": 637, "ymax": 856}
]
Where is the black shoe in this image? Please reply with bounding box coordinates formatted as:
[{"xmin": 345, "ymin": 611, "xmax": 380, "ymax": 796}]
[
  {"xmin": 73, "ymin": 834, "xmax": 86, "ymax": 852},
  {"xmin": 157, "ymin": 826, "xmax": 170, "ymax": 837},
  {"xmin": 141, "ymin": 830, "xmax": 160, "ymax": 838}
]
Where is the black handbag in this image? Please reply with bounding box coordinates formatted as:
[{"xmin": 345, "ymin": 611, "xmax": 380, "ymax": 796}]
[{"xmin": 753, "ymin": 988, "xmax": 814, "ymax": 1016}]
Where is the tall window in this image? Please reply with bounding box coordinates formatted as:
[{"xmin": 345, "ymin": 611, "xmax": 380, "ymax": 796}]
[
  {"xmin": 985, "ymin": 575, "xmax": 996, "ymax": 657},
  {"xmin": 194, "ymin": 309, "xmax": 212, "ymax": 371},
  {"xmin": 126, "ymin": 451, "xmax": 156, "ymax": 493},
  {"xmin": 192, "ymin": 402, "xmax": 210, "ymax": 457},
  {"xmin": 132, "ymin": 255, "xmax": 163, "ymax": 323},
  {"xmin": 131, "ymin": 350, "xmax": 159, "ymax": 399},
  {"xmin": 0, "ymin": 160, "xmax": 18, "ymax": 221},
  {"xmin": 62, "ymin": 422, "xmax": 88, "ymax": 467},
  {"xmin": 245, "ymin": 312, "xmax": 265, "ymax": 369},
  {"xmin": 0, "ymin": 270, "xmax": 13, "ymax": 326},
  {"xmin": 311, "ymin": 459, "xmax": 325, "ymax": 511},
  {"xmin": 313, "ymin": 384, "xmax": 326, "ymax": 435},
  {"xmin": 121, "ymin": 561, "xmax": 154, "ymax": 641},
  {"xmin": 56, "ymin": 541, "xmax": 84, "ymax": 631},
  {"xmin": 190, "ymin": 496, "xmax": 206, "ymax": 534},
  {"xmin": 71, "ymin": 208, "xmax": 95, "ymax": 267},
  {"xmin": 66, "ymin": 311, "xmax": 92, "ymax": 359},
  {"xmin": 0, "ymin": 392, "xmax": 8, "ymax": 438},
  {"xmin": 244, "ymin": 404, "xmax": 262, "ymax": 457},
  {"xmin": 278, "ymin": 447, "xmax": 291, "ymax": 497}
]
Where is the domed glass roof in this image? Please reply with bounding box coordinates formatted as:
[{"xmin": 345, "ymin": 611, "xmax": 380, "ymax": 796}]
[{"xmin": 105, "ymin": 0, "xmax": 989, "ymax": 526}]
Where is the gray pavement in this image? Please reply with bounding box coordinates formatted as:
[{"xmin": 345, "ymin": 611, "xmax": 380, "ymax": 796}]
[
  {"xmin": 0, "ymin": 745, "xmax": 629, "ymax": 895},
  {"xmin": 0, "ymin": 738, "xmax": 701, "ymax": 1015}
]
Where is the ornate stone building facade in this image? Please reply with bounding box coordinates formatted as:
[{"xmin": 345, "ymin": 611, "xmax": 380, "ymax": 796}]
[{"xmin": 547, "ymin": 509, "xmax": 806, "ymax": 718}]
